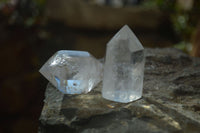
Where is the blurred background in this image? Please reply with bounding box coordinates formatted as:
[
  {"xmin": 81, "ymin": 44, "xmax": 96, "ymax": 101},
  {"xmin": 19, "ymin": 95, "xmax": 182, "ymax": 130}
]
[{"xmin": 0, "ymin": 0, "xmax": 199, "ymax": 132}]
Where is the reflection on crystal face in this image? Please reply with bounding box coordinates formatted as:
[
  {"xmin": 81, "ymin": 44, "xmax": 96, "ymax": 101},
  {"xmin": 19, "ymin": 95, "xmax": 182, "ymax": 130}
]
[
  {"xmin": 55, "ymin": 76, "xmax": 82, "ymax": 94},
  {"xmin": 102, "ymin": 25, "xmax": 145, "ymax": 103},
  {"xmin": 40, "ymin": 50, "xmax": 103, "ymax": 94}
]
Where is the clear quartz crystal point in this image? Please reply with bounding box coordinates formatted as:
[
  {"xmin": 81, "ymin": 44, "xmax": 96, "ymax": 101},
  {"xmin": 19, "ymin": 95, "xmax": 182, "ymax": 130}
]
[
  {"xmin": 102, "ymin": 25, "xmax": 145, "ymax": 103},
  {"xmin": 39, "ymin": 50, "xmax": 103, "ymax": 94}
]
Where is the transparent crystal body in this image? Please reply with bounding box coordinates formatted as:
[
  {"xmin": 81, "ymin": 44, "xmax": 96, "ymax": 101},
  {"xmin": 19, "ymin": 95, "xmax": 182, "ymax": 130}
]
[
  {"xmin": 102, "ymin": 25, "xmax": 145, "ymax": 103},
  {"xmin": 39, "ymin": 50, "xmax": 103, "ymax": 94}
]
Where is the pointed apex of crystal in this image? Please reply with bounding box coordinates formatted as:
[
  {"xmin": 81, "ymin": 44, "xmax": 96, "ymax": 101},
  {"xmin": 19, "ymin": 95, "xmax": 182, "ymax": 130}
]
[{"xmin": 110, "ymin": 25, "xmax": 144, "ymax": 52}]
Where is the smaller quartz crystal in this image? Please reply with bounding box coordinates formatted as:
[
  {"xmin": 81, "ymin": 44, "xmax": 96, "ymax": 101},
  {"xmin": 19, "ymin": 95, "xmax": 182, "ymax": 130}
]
[{"xmin": 39, "ymin": 50, "xmax": 103, "ymax": 94}]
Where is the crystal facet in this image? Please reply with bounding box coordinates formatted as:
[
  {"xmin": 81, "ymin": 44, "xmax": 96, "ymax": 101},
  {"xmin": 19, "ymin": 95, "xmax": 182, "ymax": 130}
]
[
  {"xmin": 102, "ymin": 25, "xmax": 145, "ymax": 103},
  {"xmin": 40, "ymin": 50, "xmax": 103, "ymax": 94}
]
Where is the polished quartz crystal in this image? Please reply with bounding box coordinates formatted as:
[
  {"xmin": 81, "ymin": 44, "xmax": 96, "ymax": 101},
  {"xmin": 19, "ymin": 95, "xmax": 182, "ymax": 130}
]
[
  {"xmin": 39, "ymin": 50, "xmax": 103, "ymax": 94},
  {"xmin": 102, "ymin": 25, "xmax": 145, "ymax": 103}
]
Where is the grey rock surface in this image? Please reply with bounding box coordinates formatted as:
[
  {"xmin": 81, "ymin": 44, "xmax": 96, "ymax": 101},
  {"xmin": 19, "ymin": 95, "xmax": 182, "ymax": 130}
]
[{"xmin": 39, "ymin": 48, "xmax": 200, "ymax": 133}]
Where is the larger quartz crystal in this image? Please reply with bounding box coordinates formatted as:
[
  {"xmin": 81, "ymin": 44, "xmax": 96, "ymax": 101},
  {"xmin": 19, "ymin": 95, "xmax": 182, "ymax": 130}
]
[
  {"xmin": 40, "ymin": 50, "xmax": 102, "ymax": 94},
  {"xmin": 102, "ymin": 25, "xmax": 145, "ymax": 103}
]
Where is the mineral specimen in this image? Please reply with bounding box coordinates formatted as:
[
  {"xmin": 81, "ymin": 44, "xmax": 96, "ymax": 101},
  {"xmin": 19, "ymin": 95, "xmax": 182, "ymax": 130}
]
[
  {"xmin": 39, "ymin": 50, "xmax": 103, "ymax": 94},
  {"xmin": 102, "ymin": 25, "xmax": 145, "ymax": 103}
]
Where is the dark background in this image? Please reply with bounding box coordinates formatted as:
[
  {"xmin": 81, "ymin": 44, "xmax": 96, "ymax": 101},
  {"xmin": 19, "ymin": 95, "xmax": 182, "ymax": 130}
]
[{"xmin": 0, "ymin": 0, "xmax": 199, "ymax": 132}]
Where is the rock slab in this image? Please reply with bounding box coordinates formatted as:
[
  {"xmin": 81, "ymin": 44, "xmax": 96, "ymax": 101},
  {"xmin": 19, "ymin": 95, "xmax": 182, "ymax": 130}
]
[{"xmin": 39, "ymin": 48, "xmax": 200, "ymax": 133}]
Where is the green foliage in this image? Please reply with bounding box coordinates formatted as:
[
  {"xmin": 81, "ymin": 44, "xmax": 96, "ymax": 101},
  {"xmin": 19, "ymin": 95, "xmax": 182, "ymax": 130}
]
[
  {"xmin": 0, "ymin": 0, "xmax": 8, "ymax": 4},
  {"xmin": 143, "ymin": 0, "xmax": 200, "ymax": 52},
  {"xmin": 142, "ymin": 0, "xmax": 175, "ymax": 11},
  {"xmin": 174, "ymin": 41, "xmax": 192, "ymax": 53},
  {"xmin": 154, "ymin": 0, "xmax": 175, "ymax": 11},
  {"xmin": 0, "ymin": 0, "xmax": 46, "ymax": 27}
]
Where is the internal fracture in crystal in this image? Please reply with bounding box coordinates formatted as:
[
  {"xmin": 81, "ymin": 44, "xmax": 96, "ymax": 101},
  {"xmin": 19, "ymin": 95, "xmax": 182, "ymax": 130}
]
[
  {"xmin": 40, "ymin": 50, "xmax": 103, "ymax": 94},
  {"xmin": 102, "ymin": 25, "xmax": 145, "ymax": 103}
]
